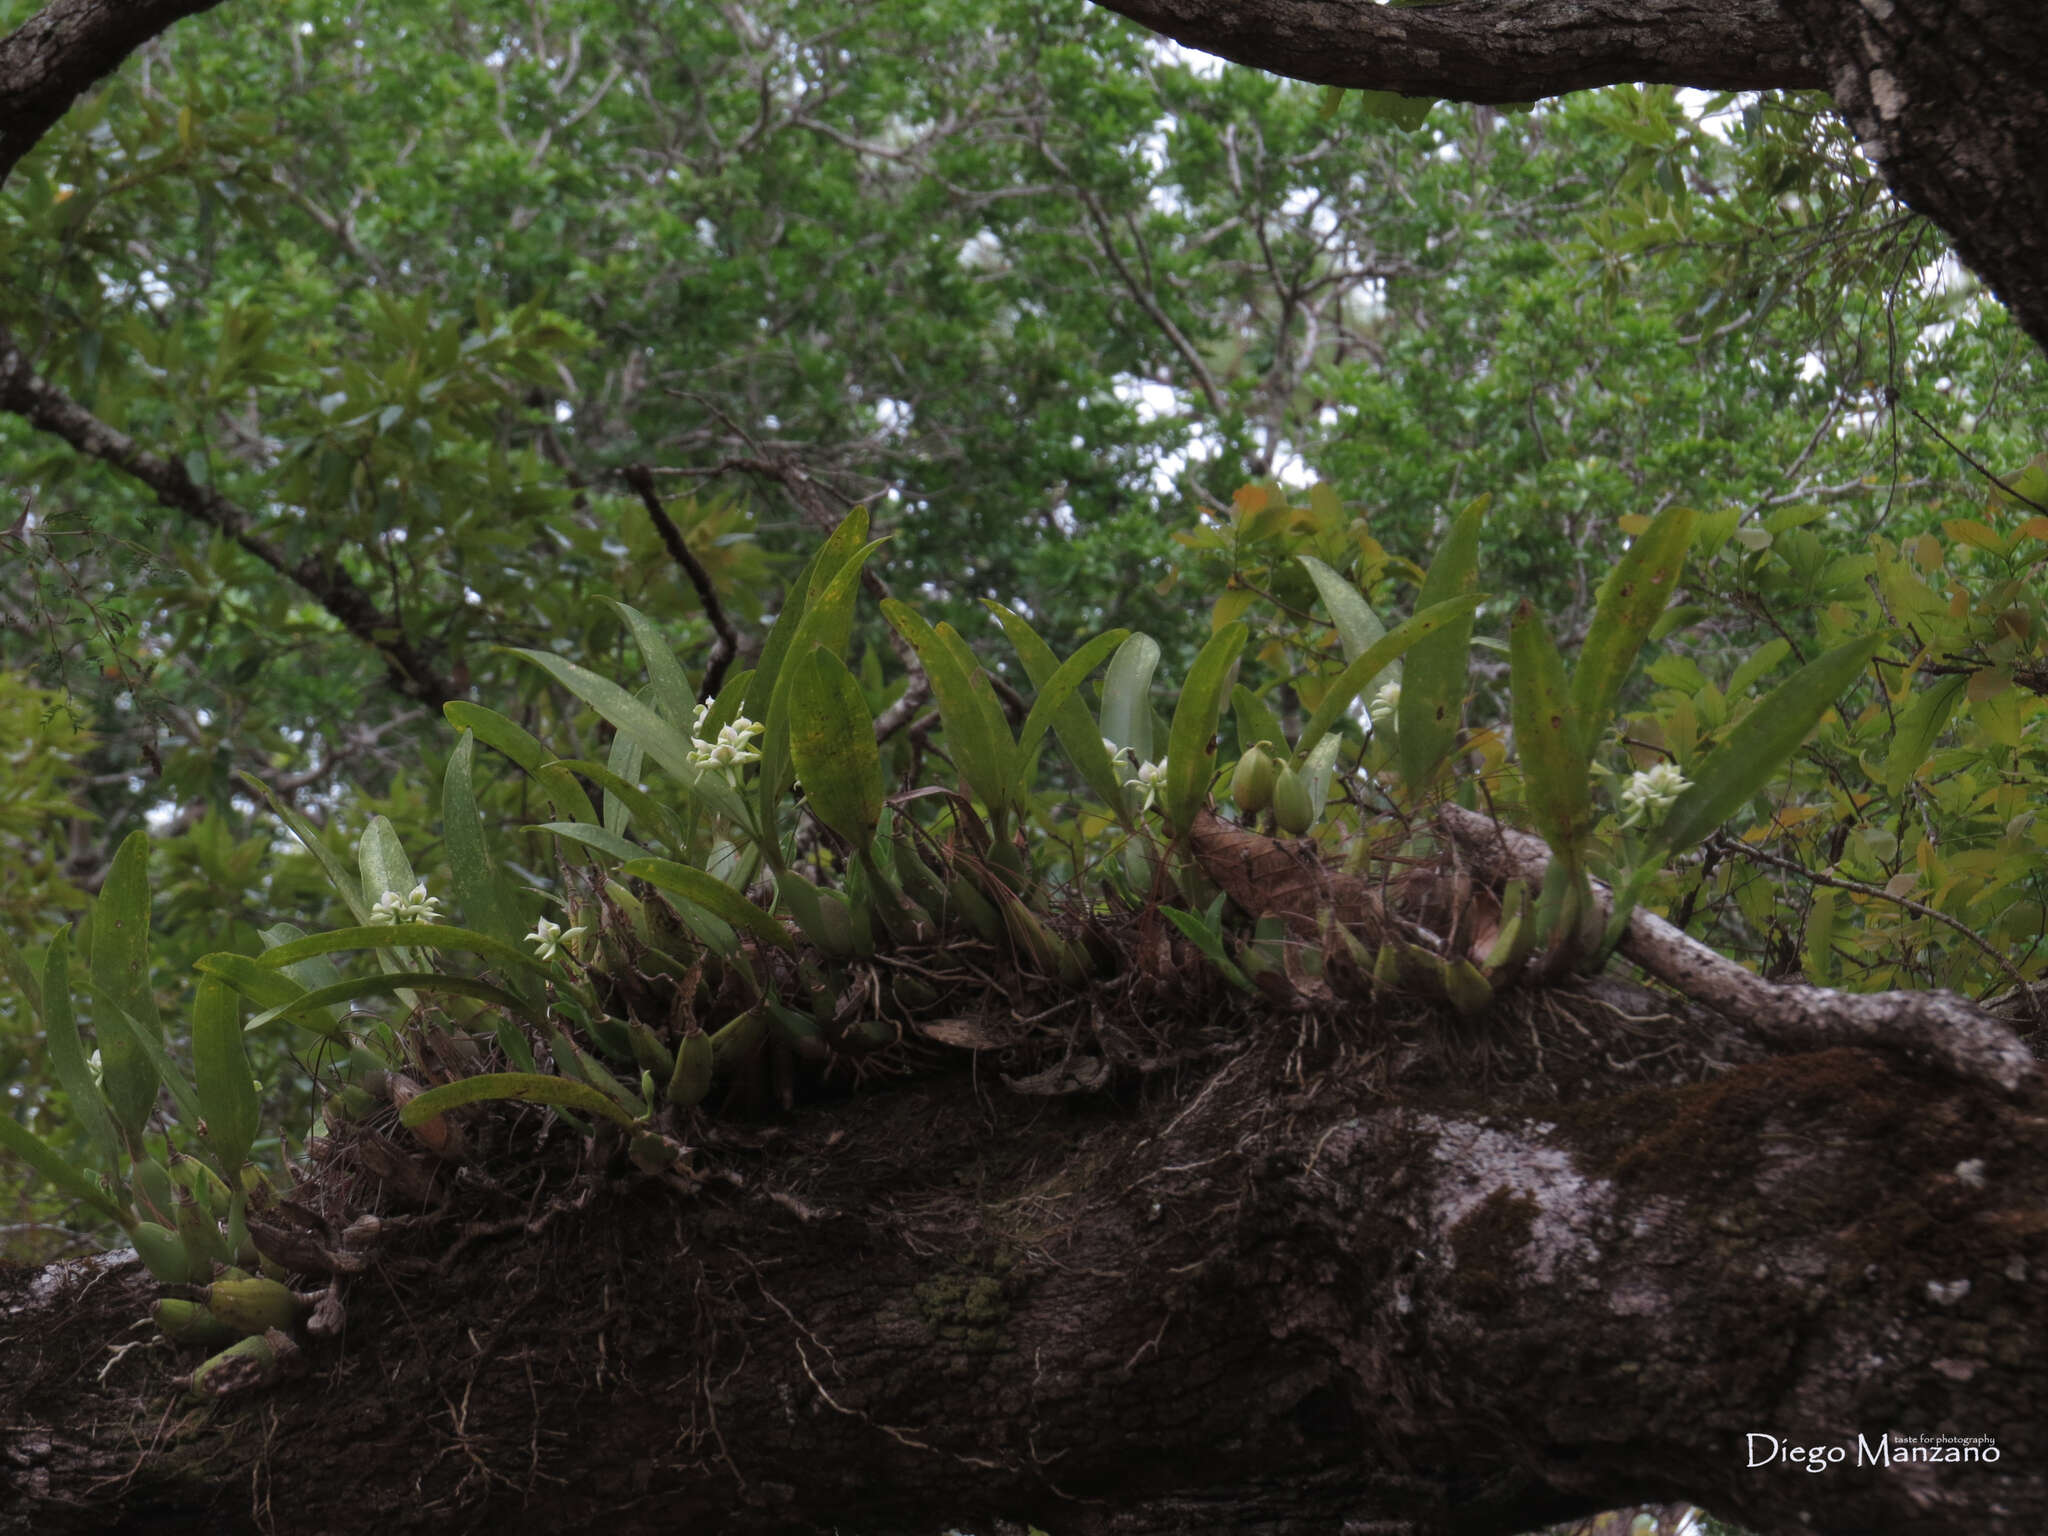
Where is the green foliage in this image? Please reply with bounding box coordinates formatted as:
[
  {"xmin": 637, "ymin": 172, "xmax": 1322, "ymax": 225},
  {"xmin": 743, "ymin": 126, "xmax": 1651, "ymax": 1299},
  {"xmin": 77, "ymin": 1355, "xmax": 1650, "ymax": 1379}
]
[{"xmin": 4, "ymin": 0, "xmax": 2048, "ymax": 1259}]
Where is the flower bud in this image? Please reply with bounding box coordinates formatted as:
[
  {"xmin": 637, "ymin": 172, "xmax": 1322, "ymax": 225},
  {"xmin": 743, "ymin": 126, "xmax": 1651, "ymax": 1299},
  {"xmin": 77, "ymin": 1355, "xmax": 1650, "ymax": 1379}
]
[
  {"xmin": 1230, "ymin": 743, "xmax": 1278, "ymax": 816},
  {"xmin": 1272, "ymin": 762, "xmax": 1315, "ymax": 835}
]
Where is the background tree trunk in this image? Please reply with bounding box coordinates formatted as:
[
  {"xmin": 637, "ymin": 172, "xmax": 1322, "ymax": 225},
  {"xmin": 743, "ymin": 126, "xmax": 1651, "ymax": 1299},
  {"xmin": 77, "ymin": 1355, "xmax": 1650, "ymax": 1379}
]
[{"xmin": 5, "ymin": 980, "xmax": 2043, "ymax": 1535}]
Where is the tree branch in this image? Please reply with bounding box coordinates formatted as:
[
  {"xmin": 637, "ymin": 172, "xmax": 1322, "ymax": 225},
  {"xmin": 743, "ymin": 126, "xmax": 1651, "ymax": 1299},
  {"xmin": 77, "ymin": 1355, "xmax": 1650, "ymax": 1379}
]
[
  {"xmin": 0, "ymin": 323, "xmax": 457, "ymax": 706},
  {"xmin": 1088, "ymin": 0, "xmax": 1822, "ymax": 101},
  {"xmin": 621, "ymin": 463, "xmax": 740, "ymax": 703},
  {"xmin": 0, "ymin": 0, "xmax": 225, "ymax": 185},
  {"xmin": 1438, "ymin": 802, "xmax": 2037, "ymax": 1094}
]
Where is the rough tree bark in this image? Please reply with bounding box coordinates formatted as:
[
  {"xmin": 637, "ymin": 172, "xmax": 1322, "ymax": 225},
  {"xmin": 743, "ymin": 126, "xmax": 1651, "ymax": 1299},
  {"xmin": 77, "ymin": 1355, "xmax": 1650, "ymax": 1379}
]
[
  {"xmin": 0, "ymin": 0, "xmax": 223, "ymax": 184},
  {"xmin": 3, "ymin": 964, "xmax": 2043, "ymax": 1535}
]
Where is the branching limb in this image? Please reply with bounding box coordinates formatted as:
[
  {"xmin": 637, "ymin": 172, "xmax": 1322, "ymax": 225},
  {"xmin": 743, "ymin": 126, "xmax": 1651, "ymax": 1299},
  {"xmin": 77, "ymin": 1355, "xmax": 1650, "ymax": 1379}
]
[
  {"xmin": 1726, "ymin": 832, "xmax": 2048, "ymax": 1034},
  {"xmin": 1088, "ymin": 0, "xmax": 1821, "ymax": 102},
  {"xmin": 621, "ymin": 463, "xmax": 740, "ymax": 703},
  {"xmin": 0, "ymin": 322, "xmax": 457, "ymax": 706},
  {"xmin": 1438, "ymin": 802, "xmax": 2036, "ymax": 1094},
  {"xmin": 0, "ymin": 0, "xmax": 225, "ymax": 185}
]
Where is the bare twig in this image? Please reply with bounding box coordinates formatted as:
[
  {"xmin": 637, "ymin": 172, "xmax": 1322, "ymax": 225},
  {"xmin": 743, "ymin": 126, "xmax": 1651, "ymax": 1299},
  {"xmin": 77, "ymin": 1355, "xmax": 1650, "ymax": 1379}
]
[
  {"xmin": 1905, "ymin": 402, "xmax": 2048, "ymax": 513},
  {"xmin": 621, "ymin": 463, "xmax": 739, "ymax": 702}
]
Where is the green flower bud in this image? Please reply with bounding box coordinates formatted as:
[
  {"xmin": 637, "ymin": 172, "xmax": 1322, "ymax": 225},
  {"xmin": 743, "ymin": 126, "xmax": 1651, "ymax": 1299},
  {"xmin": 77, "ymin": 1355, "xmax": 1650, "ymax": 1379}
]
[
  {"xmin": 1272, "ymin": 762, "xmax": 1316, "ymax": 835},
  {"xmin": 1230, "ymin": 743, "xmax": 1278, "ymax": 816}
]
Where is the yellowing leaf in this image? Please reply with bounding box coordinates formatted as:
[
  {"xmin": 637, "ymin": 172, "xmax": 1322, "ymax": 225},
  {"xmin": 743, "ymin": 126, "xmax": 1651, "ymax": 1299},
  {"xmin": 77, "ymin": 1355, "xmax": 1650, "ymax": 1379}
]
[
  {"xmin": 1943, "ymin": 518, "xmax": 2007, "ymax": 554},
  {"xmin": 1967, "ymin": 666, "xmax": 2012, "ymax": 702},
  {"xmin": 1211, "ymin": 587, "xmax": 1255, "ymax": 632}
]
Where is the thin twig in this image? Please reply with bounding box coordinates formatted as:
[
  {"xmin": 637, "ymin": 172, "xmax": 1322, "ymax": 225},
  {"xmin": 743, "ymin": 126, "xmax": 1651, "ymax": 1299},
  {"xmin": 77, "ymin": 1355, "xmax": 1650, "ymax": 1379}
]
[
  {"xmin": 1905, "ymin": 402, "xmax": 2048, "ymax": 514},
  {"xmin": 1728, "ymin": 835, "xmax": 2047, "ymax": 1033},
  {"xmin": 621, "ymin": 463, "xmax": 738, "ymax": 702}
]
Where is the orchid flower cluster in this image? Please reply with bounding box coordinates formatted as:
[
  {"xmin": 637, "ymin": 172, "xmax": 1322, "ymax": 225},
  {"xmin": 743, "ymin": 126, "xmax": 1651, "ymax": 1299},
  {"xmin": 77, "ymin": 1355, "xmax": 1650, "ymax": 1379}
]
[
  {"xmin": 367, "ymin": 884, "xmax": 443, "ymax": 924},
  {"xmin": 1618, "ymin": 762, "xmax": 1690, "ymax": 828},
  {"xmin": 688, "ymin": 702, "xmax": 764, "ymax": 788}
]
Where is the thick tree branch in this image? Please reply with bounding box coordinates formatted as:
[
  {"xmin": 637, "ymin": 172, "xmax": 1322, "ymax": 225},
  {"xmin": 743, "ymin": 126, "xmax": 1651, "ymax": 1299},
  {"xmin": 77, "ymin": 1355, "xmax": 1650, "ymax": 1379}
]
[
  {"xmin": 5, "ymin": 1024, "xmax": 2046, "ymax": 1535},
  {"xmin": 1438, "ymin": 802, "xmax": 2037, "ymax": 1095},
  {"xmin": 0, "ymin": 0, "xmax": 224, "ymax": 185},
  {"xmin": 621, "ymin": 462, "xmax": 740, "ymax": 703},
  {"xmin": 1777, "ymin": 0, "xmax": 2048, "ymax": 354},
  {"xmin": 0, "ymin": 324, "xmax": 457, "ymax": 706},
  {"xmin": 1089, "ymin": 0, "xmax": 1822, "ymax": 101}
]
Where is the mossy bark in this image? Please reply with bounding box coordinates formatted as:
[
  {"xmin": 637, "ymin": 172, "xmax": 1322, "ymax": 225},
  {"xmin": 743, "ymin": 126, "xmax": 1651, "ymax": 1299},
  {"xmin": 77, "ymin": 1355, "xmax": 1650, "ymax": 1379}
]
[{"xmin": 4, "ymin": 983, "xmax": 2044, "ymax": 1536}]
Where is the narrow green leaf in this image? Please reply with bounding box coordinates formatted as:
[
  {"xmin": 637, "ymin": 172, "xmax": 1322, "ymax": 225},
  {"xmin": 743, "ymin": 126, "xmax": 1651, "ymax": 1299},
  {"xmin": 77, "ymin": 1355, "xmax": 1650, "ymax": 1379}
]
[
  {"xmin": 610, "ymin": 600, "xmax": 698, "ymax": 725},
  {"xmin": 84, "ymin": 980, "xmax": 200, "ymax": 1133},
  {"xmin": 241, "ymin": 971, "xmax": 542, "ymax": 1035},
  {"xmin": 1572, "ymin": 503, "xmax": 1695, "ymax": 730},
  {"xmin": 40, "ymin": 929, "xmax": 121, "ymax": 1168},
  {"xmin": 254, "ymin": 923, "xmax": 549, "ymax": 976},
  {"xmin": 741, "ymin": 545, "xmax": 823, "ymax": 724},
  {"xmin": 443, "ymin": 731, "xmax": 528, "ymax": 954},
  {"xmin": 804, "ymin": 505, "xmax": 872, "ymax": 605},
  {"xmin": 240, "ymin": 770, "xmax": 372, "ymax": 919},
  {"xmin": 1295, "ymin": 593, "xmax": 1488, "ymax": 761},
  {"xmin": 399, "ymin": 1071, "xmax": 638, "ymax": 1129},
  {"xmin": 1165, "ymin": 622, "xmax": 1247, "ymax": 831},
  {"xmin": 983, "ymin": 601, "xmax": 1126, "ymax": 811},
  {"xmin": 622, "ymin": 858, "xmax": 795, "ymax": 952},
  {"xmin": 1509, "ymin": 600, "xmax": 1593, "ymax": 861},
  {"xmin": 788, "ymin": 647, "xmax": 885, "ymax": 852},
  {"xmin": 758, "ymin": 536, "xmax": 891, "ymax": 821},
  {"xmin": 883, "ymin": 599, "xmax": 1011, "ymax": 818},
  {"xmin": 192, "ymin": 978, "xmax": 258, "ymax": 1171},
  {"xmin": 1654, "ymin": 635, "xmax": 1885, "ymax": 857},
  {"xmin": 603, "ymin": 709, "xmax": 647, "ymax": 838},
  {"xmin": 89, "ymin": 830, "xmax": 158, "ymax": 1138},
  {"xmin": 1803, "ymin": 886, "xmax": 1837, "ymax": 988},
  {"xmin": 534, "ymin": 821, "xmax": 652, "ymax": 865},
  {"xmin": 1302, "ymin": 733, "xmax": 1344, "ymax": 820},
  {"xmin": 1298, "ymin": 554, "xmax": 1387, "ymax": 666},
  {"xmin": 1231, "ymin": 684, "xmax": 1288, "ymax": 758},
  {"xmin": 1015, "ymin": 628, "xmax": 1128, "ymax": 765},
  {"xmin": 1883, "ymin": 673, "xmax": 1968, "ymax": 796},
  {"xmin": 0, "ymin": 1114, "xmax": 122, "ymax": 1221},
  {"xmin": 356, "ymin": 815, "xmax": 418, "ymax": 912},
  {"xmin": 1100, "ymin": 632, "xmax": 1161, "ymax": 766},
  {"xmin": 439, "ymin": 704, "xmax": 600, "ymax": 824},
  {"xmin": 937, "ymin": 622, "xmax": 1014, "ymax": 775},
  {"xmin": 1397, "ymin": 495, "xmax": 1487, "ymax": 791},
  {"xmin": 508, "ymin": 649, "xmax": 750, "ymax": 824},
  {"xmin": 546, "ymin": 759, "xmax": 685, "ymax": 857}
]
